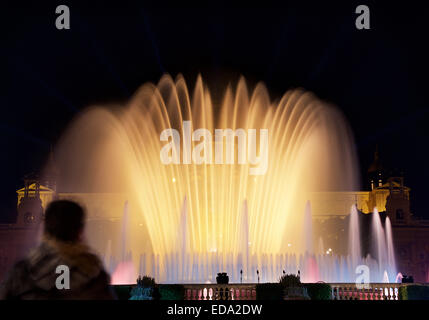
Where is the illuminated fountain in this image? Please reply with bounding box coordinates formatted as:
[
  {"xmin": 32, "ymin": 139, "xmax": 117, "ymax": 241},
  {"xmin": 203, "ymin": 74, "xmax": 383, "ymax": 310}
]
[
  {"xmin": 51, "ymin": 74, "xmax": 397, "ymax": 283},
  {"xmin": 348, "ymin": 205, "xmax": 361, "ymax": 270}
]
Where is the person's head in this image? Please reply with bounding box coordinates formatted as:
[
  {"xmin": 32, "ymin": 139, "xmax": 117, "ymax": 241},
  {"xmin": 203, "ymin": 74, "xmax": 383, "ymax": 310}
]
[{"xmin": 44, "ymin": 200, "xmax": 85, "ymax": 242}]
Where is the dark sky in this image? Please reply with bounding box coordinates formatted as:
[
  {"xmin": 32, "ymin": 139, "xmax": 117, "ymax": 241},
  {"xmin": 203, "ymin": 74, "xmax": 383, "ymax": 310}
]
[{"xmin": 1, "ymin": 1, "xmax": 428, "ymax": 221}]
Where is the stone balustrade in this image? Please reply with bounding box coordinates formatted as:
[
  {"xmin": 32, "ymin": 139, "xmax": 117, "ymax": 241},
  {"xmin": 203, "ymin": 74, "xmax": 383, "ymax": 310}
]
[
  {"xmin": 330, "ymin": 283, "xmax": 402, "ymax": 300},
  {"xmin": 183, "ymin": 283, "xmax": 407, "ymax": 300},
  {"xmin": 183, "ymin": 284, "xmax": 257, "ymax": 300}
]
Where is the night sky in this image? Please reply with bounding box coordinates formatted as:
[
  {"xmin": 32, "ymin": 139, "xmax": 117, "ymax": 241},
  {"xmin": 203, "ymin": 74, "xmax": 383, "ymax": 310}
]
[{"xmin": 1, "ymin": 2, "xmax": 428, "ymax": 221}]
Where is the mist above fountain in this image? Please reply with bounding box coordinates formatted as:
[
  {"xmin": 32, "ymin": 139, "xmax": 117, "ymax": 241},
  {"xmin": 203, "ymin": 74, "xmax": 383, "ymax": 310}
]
[{"xmin": 52, "ymin": 74, "xmax": 398, "ymax": 283}]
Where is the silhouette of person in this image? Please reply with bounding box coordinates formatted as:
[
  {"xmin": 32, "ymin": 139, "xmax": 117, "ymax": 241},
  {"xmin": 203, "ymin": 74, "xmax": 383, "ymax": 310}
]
[{"xmin": 0, "ymin": 200, "xmax": 115, "ymax": 300}]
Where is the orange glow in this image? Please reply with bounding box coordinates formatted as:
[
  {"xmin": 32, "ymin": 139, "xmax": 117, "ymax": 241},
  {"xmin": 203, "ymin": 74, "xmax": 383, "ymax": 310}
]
[{"xmin": 53, "ymin": 75, "xmax": 358, "ymax": 281}]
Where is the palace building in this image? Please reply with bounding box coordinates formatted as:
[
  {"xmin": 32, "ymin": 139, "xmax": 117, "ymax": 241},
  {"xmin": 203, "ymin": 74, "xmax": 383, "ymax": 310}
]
[{"xmin": 1, "ymin": 150, "xmax": 428, "ymax": 283}]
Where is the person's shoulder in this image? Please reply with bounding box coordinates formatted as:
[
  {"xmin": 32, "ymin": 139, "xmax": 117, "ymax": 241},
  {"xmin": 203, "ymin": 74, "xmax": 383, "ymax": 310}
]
[
  {"xmin": 8, "ymin": 259, "xmax": 30, "ymax": 279},
  {"xmin": 92, "ymin": 268, "xmax": 111, "ymax": 286},
  {"xmin": 79, "ymin": 268, "xmax": 116, "ymax": 300},
  {"xmin": 0, "ymin": 258, "xmax": 30, "ymax": 299}
]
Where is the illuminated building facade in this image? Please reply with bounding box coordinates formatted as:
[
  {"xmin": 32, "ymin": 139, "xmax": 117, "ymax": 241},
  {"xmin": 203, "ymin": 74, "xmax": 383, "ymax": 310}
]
[{"xmin": 1, "ymin": 151, "xmax": 428, "ymax": 283}]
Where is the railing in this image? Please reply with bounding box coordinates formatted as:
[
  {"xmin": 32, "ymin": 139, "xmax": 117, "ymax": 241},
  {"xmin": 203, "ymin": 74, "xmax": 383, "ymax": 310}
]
[
  {"xmin": 183, "ymin": 283, "xmax": 406, "ymax": 300},
  {"xmin": 183, "ymin": 284, "xmax": 257, "ymax": 300},
  {"xmin": 330, "ymin": 283, "xmax": 402, "ymax": 300}
]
